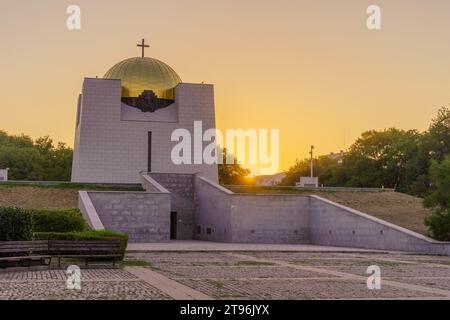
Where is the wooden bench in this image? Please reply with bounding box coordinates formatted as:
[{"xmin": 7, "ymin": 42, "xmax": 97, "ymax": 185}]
[
  {"xmin": 0, "ymin": 241, "xmax": 51, "ymax": 268},
  {"xmin": 48, "ymin": 240, "xmax": 123, "ymax": 268}
]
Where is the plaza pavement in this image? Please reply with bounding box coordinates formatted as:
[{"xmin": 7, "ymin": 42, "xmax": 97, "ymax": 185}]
[
  {"xmin": 1, "ymin": 241, "xmax": 450, "ymax": 300},
  {"xmin": 126, "ymin": 241, "xmax": 387, "ymax": 253}
]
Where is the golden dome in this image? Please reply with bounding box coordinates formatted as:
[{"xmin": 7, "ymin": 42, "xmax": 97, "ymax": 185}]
[{"xmin": 104, "ymin": 57, "xmax": 181, "ymax": 100}]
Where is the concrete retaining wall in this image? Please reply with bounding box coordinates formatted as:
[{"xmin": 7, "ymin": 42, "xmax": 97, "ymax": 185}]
[
  {"xmin": 78, "ymin": 173, "xmax": 450, "ymax": 255},
  {"xmin": 194, "ymin": 176, "xmax": 233, "ymax": 242},
  {"xmin": 194, "ymin": 176, "xmax": 310, "ymax": 244},
  {"xmin": 230, "ymin": 195, "xmax": 310, "ymax": 244},
  {"xmin": 309, "ymin": 195, "xmax": 450, "ymax": 255},
  {"xmin": 149, "ymin": 173, "xmax": 196, "ymax": 240},
  {"xmin": 81, "ymin": 191, "xmax": 170, "ymax": 242},
  {"xmin": 194, "ymin": 175, "xmax": 450, "ymax": 255},
  {"xmin": 78, "ymin": 191, "xmax": 104, "ymax": 230}
]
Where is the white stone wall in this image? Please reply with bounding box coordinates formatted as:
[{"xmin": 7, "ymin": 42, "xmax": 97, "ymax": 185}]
[{"xmin": 71, "ymin": 78, "xmax": 218, "ymax": 184}]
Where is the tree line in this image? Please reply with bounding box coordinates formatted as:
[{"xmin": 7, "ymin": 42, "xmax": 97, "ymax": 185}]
[
  {"xmin": 0, "ymin": 132, "xmax": 72, "ymax": 181},
  {"xmin": 281, "ymin": 106, "xmax": 450, "ymax": 196}
]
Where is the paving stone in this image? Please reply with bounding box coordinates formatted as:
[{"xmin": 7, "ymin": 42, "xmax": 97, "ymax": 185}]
[{"xmin": 2, "ymin": 251, "xmax": 450, "ymax": 300}]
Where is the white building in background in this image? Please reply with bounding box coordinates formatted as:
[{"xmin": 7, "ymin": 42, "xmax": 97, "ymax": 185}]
[
  {"xmin": 0, "ymin": 168, "xmax": 9, "ymax": 182},
  {"xmin": 71, "ymin": 42, "xmax": 218, "ymax": 184},
  {"xmin": 297, "ymin": 176, "xmax": 319, "ymax": 188},
  {"xmin": 255, "ymin": 172, "xmax": 286, "ymax": 186}
]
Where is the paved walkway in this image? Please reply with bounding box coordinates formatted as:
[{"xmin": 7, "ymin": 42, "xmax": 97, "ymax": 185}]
[
  {"xmin": 2, "ymin": 250, "xmax": 450, "ymax": 299},
  {"xmin": 0, "ymin": 269, "xmax": 170, "ymax": 300},
  {"xmin": 228, "ymin": 253, "xmax": 450, "ymax": 298},
  {"xmin": 126, "ymin": 267, "xmax": 211, "ymax": 300},
  {"xmin": 127, "ymin": 240, "xmax": 387, "ymax": 253},
  {"xmin": 127, "ymin": 251, "xmax": 450, "ymax": 299}
]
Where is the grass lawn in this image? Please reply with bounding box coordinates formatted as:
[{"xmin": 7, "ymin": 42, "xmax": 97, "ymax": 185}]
[{"xmin": 0, "ymin": 183, "xmax": 144, "ymax": 210}]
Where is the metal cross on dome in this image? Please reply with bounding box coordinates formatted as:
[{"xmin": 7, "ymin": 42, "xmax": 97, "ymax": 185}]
[{"xmin": 137, "ymin": 39, "xmax": 149, "ymax": 58}]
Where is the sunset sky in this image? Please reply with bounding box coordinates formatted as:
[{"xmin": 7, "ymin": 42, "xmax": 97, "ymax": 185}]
[{"xmin": 1, "ymin": 0, "xmax": 450, "ymax": 173}]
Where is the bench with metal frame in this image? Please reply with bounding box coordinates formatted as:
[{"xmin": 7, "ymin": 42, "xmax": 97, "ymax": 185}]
[
  {"xmin": 0, "ymin": 241, "xmax": 51, "ymax": 268},
  {"xmin": 48, "ymin": 240, "xmax": 123, "ymax": 268}
]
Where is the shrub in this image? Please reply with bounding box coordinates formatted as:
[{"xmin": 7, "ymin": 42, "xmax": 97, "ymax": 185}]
[
  {"xmin": 33, "ymin": 230, "xmax": 128, "ymax": 260},
  {"xmin": 424, "ymin": 157, "xmax": 450, "ymax": 241},
  {"xmin": 31, "ymin": 209, "xmax": 86, "ymax": 233},
  {"xmin": 33, "ymin": 230, "xmax": 128, "ymax": 241},
  {"xmin": 0, "ymin": 207, "xmax": 32, "ymax": 241},
  {"xmin": 425, "ymin": 209, "xmax": 450, "ymax": 241}
]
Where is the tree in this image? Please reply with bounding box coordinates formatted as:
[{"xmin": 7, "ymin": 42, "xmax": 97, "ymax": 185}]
[
  {"xmin": 218, "ymin": 148, "xmax": 254, "ymax": 185},
  {"xmin": 424, "ymin": 156, "xmax": 450, "ymax": 240},
  {"xmin": 423, "ymin": 106, "xmax": 450, "ymax": 162},
  {"xmin": 0, "ymin": 130, "xmax": 73, "ymax": 181},
  {"xmin": 279, "ymin": 106, "xmax": 450, "ymax": 196}
]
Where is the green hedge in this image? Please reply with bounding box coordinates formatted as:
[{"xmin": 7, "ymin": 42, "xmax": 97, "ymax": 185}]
[
  {"xmin": 33, "ymin": 230, "xmax": 128, "ymax": 241},
  {"xmin": 0, "ymin": 207, "xmax": 33, "ymax": 241},
  {"xmin": 34, "ymin": 230, "xmax": 129, "ymax": 260},
  {"xmin": 31, "ymin": 209, "xmax": 86, "ymax": 233}
]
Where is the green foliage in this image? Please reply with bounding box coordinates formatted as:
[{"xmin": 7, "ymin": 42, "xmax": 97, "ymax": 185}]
[
  {"xmin": 33, "ymin": 230, "xmax": 128, "ymax": 241},
  {"xmin": 425, "ymin": 210, "xmax": 450, "ymax": 241},
  {"xmin": 281, "ymin": 106, "xmax": 450, "ymax": 198},
  {"xmin": 424, "ymin": 157, "xmax": 450, "ymax": 210},
  {"xmin": 0, "ymin": 207, "xmax": 87, "ymax": 240},
  {"xmin": 0, "ymin": 131, "xmax": 72, "ymax": 181},
  {"xmin": 219, "ymin": 148, "xmax": 254, "ymax": 185},
  {"xmin": 424, "ymin": 156, "xmax": 450, "ymax": 240},
  {"xmin": 0, "ymin": 207, "xmax": 33, "ymax": 241},
  {"xmin": 119, "ymin": 259, "xmax": 151, "ymax": 267},
  {"xmin": 31, "ymin": 209, "xmax": 87, "ymax": 233}
]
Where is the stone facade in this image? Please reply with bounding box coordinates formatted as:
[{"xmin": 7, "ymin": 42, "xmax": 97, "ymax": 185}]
[
  {"xmin": 71, "ymin": 79, "xmax": 218, "ymax": 184},
  {"xmin": 148, "ymin": 173, "xmax": 195, "ymax": 240},
  {"xmin": 194, "ymin": 176, "xmax": 310, "ymax": 244},
  {"xmin": 192, "ymin": 175, "xmax": 450, "ymax": 255},
  {"xmin": 78, "ymin": 173, "xmax": 450, "ymax": 255},
  {"xmin": 86, "ymin": 191, "xmax": 171, "ymax": 242}
]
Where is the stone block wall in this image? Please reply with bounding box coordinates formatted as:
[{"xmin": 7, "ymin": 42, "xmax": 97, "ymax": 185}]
[
  {"xmin": 229, "ymin": 195, "xmax": 310, "ymax": 244},
  {"xmin": 72, "ymin": 80, "xmax": 219, "ymax": 184},
  {"xmin": 149, "ymin": 173, "xmax": 196, "ymax": 240},
  {"xmin": 87, "ymin": 191, "xmax": 170, "ymax": 242},
  {"xmin": 77, "ymin": 173, "xmax": 450, "ymax": 255},
  {"xmin": 194, "ymin": 176, "xmax": 310, "ymax": 244}
]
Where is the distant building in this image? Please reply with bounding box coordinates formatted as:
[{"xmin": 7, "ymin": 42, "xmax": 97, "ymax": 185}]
[
  {"xmin": 255, "ymin": 172, "xmax": 286, "ymax": 186},
  {"xmin": 0, "ymin": 169, "xmax": 9, "ymax": 182},
  {"xmin": 296, "ymin": 176, "xmax": 319, "ymax": 188},
  {"xmin": 321, "ymin": 150, "xmax": 346, "ymax": 164}
]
